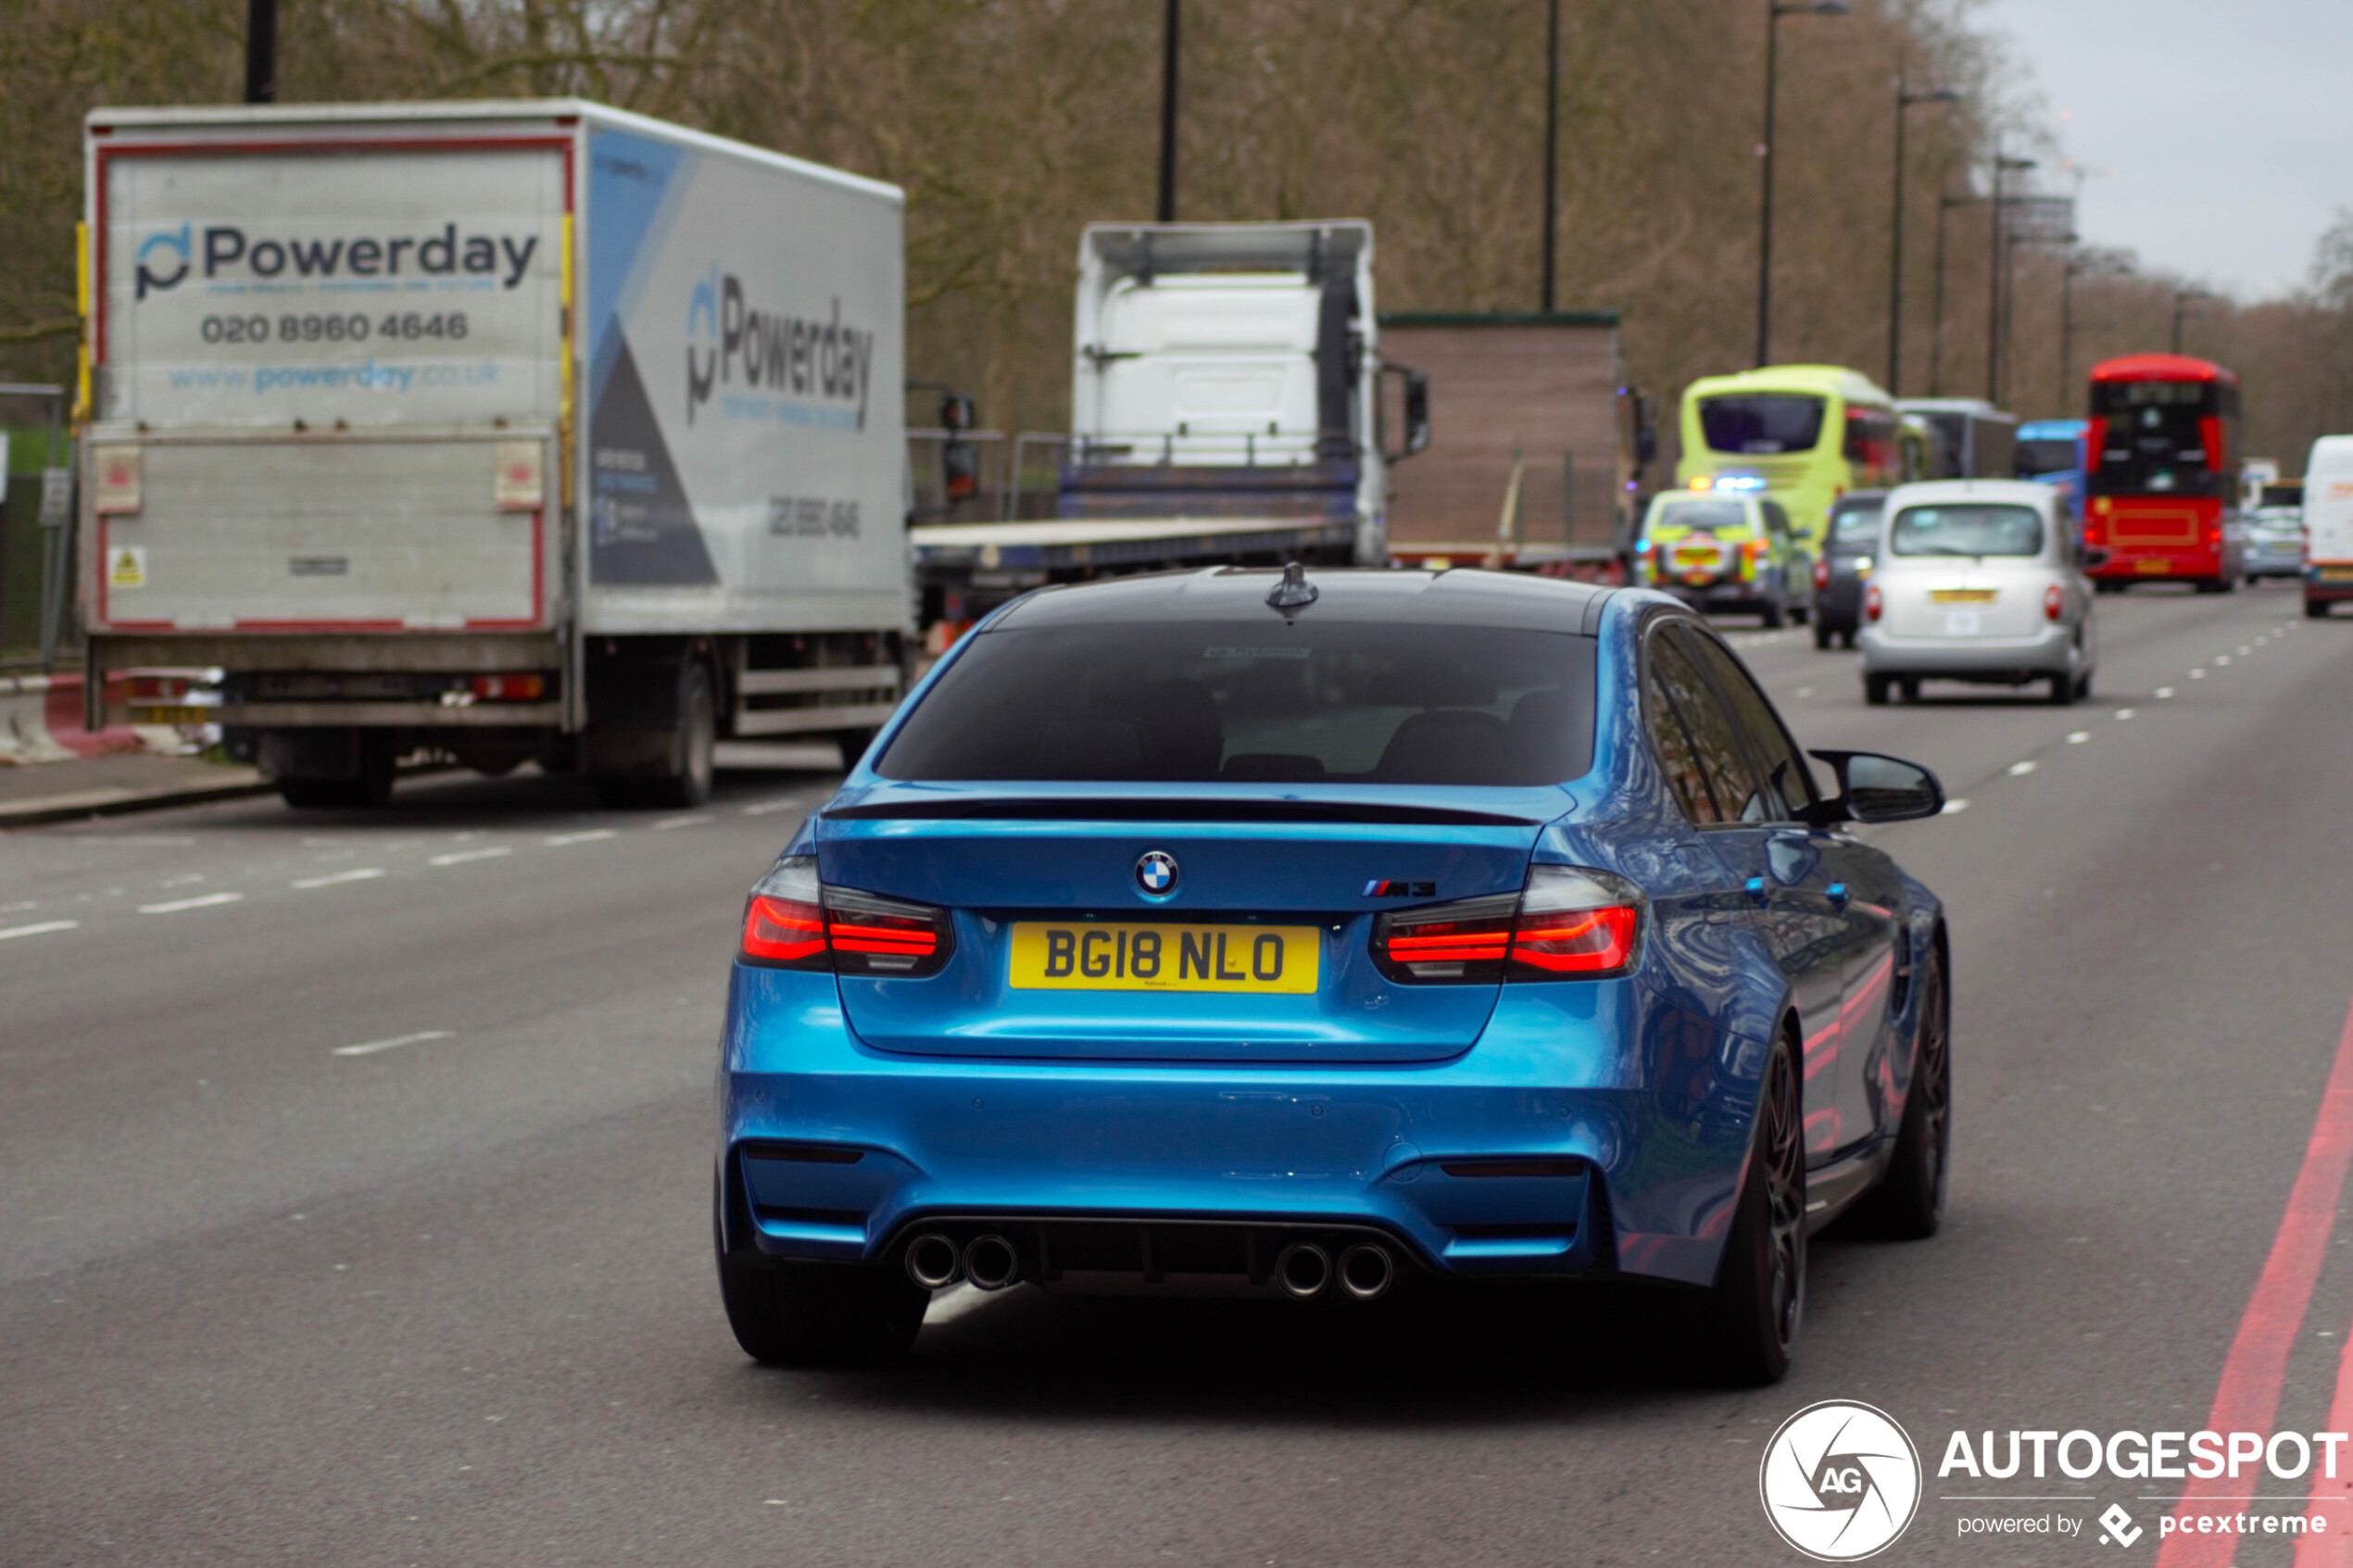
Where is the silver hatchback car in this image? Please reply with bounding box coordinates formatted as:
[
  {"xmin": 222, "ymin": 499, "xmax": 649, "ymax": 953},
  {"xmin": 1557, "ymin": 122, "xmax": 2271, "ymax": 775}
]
[{"xmin": 1858, "ymin": 480, "xmax": 2096, "ymax": 706}]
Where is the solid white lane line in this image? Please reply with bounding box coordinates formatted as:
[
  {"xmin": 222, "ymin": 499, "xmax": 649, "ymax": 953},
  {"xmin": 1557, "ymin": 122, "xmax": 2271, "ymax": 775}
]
[
  {"xmin": 0, "ymin": 920, "xmax": 79, "ymax": 941},
  {"xmin": 2007, "ymin": 760, "xmax": 2039, "ymax": 775},
  {"xmin": 2068, "ymin": 732, "xmax": 2090, "ymax": 744},
  {"xmin": 291, "ymin": 867, "xmax": 386, "ymax": 889},
  {"xmin": 653, "ymin": 814, "xmax": 713, "ymax": 831},
  {"xmin": 137, "ymin": 891, "xmax": 244, "ymax": 914},
  {"xmin": 66, "ymin": 835, "xmax": 195, "ymax": 847},
  {"xmin": 1941, "ymin": 798, "xmax": 1970, "ymax": 814},
  {"xmin": 544, "ymin": 830, "xmax": 617, "ymax": 847},
  {"xmin": 332, "ymin": 1029, "xmax": 451, "ymax": 1059},
  {"xmin": 427, "ymin": 847, "xmax": 511, "ymax": 866},
  {"xmin": 741, "ymin": 798, "xmax": 803, "ymax": 816}
]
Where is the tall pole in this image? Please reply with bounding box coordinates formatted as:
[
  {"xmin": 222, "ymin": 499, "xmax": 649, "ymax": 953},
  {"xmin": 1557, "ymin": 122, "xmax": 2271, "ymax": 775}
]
[
  {"xmin": 1755, "ymin": 0, "xmax": 1780, "ymax": 368},
  {"xmin": 245, "ymin": 0, "xmax": 278, "ymax": 104},
  {"xmin": 1888, "ymin": 82, "xmax": 1908, "ymax": 392},
  {"xmin": 1155, "ymin": 0, "xmax": 1180, "ymax": 223},
  {"xmin": 1986, "ymin": 146, "xmax": 2006, "ymax": 403},
  {"xmin": 1930, "ymin": 190, "xmax": 1951, "ymax": 395},
  {"xmin": 1541, "ymin": 0, "xmax": 1560, "ymax": 311},
  {"xmin": 2059, "ymin": 261, "xmax": 2075, "ymax": 408}
]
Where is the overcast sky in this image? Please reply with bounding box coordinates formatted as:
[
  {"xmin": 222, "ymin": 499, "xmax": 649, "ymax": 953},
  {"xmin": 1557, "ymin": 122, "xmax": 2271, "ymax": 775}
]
[{"xmin": 1979, "ymin": 0, "xmax": 2352, "ymax": 301}]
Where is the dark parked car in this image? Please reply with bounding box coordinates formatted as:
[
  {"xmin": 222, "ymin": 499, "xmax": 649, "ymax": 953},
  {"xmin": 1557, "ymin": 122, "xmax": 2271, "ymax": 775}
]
[{"xmin": 1813, "ymin": 491, "xmax": 1887, "ymax": 648}]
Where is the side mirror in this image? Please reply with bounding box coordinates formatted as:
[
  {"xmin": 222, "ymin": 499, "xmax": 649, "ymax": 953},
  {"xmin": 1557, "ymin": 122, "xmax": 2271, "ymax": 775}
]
[
  {"xmin": 1384, "ymin": 363, "xmax": 1431, "ymax": 460},
  {"xmin": 1806, "ymin": 749, "xmax": 1945, "ymax": 825}
]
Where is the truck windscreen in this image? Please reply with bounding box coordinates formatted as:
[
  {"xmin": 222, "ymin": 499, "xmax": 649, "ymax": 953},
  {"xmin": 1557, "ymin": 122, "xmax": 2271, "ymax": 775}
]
[
  {"xmin": 878, "ymin": 622, "xmax": 1597, "ymax": 785},
  {"xmin": 1700, "ymin": 395, "xmax": 1825, "ymax": 456}
]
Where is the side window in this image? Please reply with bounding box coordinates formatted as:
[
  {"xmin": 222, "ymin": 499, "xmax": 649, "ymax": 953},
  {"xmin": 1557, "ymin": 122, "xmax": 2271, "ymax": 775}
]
[
  {"xmin": 1680, "ymin": 627, "xmax": 1819, "ymax": 822},
  {"xmin": 1645, "ymin": 628, "xmax": 1762, "ymax": 826}
]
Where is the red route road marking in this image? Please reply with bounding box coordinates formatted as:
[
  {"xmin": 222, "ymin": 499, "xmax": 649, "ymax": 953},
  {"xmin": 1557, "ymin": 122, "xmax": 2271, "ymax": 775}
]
[{"xmin": 2158, "ymin": 992, "xmax": 2353, "ymax": 1567}]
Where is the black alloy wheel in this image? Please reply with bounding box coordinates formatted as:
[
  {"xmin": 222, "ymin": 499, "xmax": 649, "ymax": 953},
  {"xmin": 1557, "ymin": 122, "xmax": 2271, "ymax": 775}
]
[
  {"xmin": 1699, "ymin": 1035, "xmax": 1806, "ymax": 1385},
  {"xmin": 1854, "ymin": 947, "xmax": 1950, "ymax": 1239}
]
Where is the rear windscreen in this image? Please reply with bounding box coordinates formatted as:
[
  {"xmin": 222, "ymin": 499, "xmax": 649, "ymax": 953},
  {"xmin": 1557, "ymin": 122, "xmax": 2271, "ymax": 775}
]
[
  {"xmin": 1651, "ymin": 499, "xmax": 1750, "ymax": 533},
  {"xmin": 1830, "ymin": 504, "xmax": 1882, "ymax": 545},
  {"xmin": 1699, "ymin": 395, "xmax": 1825, "ymax": 455},
  {"xmin": 1890, "ymin": 504, "xmax": 2043, "ymax": 558},
  {"xmin": 879, "ymin": 623, "xmax": 1597, "ymax": 785},
  {"xmin": 2016, "ymin": 438, "xmax": 2079, "ymax": 475}
]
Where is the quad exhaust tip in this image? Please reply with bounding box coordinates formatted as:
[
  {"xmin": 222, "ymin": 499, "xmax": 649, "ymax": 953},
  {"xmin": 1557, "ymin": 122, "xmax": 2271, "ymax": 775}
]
[
  {"xmin": 1274, "ymin": 1242, "xmax": 1331, "ymax": 1298},
  {"xmin": 963, "ymin": 1234, "xmax": 1020, "ymax": 1292},
  {"xmin": 1338, "ymin": 1243, "xmax": 1394, "ymax": 1301},
  {"xmin": 904, "ymin": 1232, "xmax": 961, "ymax": 1289}
]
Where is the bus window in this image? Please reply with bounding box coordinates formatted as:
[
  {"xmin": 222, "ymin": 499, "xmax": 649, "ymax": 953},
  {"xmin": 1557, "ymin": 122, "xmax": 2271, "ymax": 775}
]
[
  {"xmin": 2092, "ymin": 382, "xmax": 2223, "ymax": 497},
  {"xmin": 1699, "ymin": 395, "xmax": 1825, "ymax": 456}
]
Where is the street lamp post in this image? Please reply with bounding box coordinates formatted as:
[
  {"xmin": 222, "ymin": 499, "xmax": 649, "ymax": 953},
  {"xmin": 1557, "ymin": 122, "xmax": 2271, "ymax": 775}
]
[
  {"xmin": 1986, "ymin": 148, "xmax": 2036, "ymax": 403},
  {"xmin": 2060, "ymin": 245, "xmax": 2132, "ymax": 405},
  {"xmin": 1755, "ymin": 0, "xmax": 1851, "ymax": 368},
  {"xmin": 1887, "ymin": 79, "xmax": 1961, "ymax": 394},
  {"xmin": 1541, "ymin": 0, "xmax": 1561, "ymax": 310},
  {"xmin": 2171, "ymin": 288, "xmax": 2216, "ymax": 356},
  {"xmin": 1156, "ymin": 0, "xmax": 1180, "ymax": 222}
]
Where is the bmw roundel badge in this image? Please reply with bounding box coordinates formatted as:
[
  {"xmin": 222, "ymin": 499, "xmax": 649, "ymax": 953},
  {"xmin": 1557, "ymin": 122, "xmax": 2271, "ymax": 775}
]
[{"xmin": 1134, "ymin": 850, "xmax": 1179, "ymax": 897}]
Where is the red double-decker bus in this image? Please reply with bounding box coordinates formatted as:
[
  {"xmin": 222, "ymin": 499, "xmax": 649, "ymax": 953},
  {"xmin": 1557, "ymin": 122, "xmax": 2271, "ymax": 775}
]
[{"xmin": 2084, "ymin": 354, "xmax": 2244, "ymax": 591}]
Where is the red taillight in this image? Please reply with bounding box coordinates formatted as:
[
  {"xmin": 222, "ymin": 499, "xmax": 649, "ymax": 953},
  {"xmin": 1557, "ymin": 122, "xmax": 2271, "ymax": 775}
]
[
  {"xmin": 2044, "ymin": 583, "xmax": 2065, "ymax": 621},
  {"xmin": 1865, "ymin": 583, "xmax": 1883, "ymax": 622},
  {"xmin": 472, "ymin": 672, "xmax": 547, "ymax": 701},
  {"xmin": 1813, "ymin": 557, "xmax": 1830, "ymax": 592},
  {"xmin": 739, "ymin": 857, "xmax": 953, "ymax": 977},
  {"xmin": 1371, "ymin": 867, "xmax": 1642, "ymax": 984}
]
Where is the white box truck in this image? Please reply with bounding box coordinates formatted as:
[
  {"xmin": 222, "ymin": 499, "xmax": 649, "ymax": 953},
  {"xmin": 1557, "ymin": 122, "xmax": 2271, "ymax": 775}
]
[
  {"xmin": 80, "ymin": 99, "xmax": 908, "ymax": 807},
  {"xmin": 2304, "ymin": 435, "xmax": 2353, "ymax": 618},
  {"xmin": 909, "ymin": 221, "xmax": 1426, "ymax": 633}
]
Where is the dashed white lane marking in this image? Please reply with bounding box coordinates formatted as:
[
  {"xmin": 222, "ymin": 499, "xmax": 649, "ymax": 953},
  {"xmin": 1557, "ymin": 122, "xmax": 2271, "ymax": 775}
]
[
  {"xmin": 332, "ymin": 1029, "xmax": 451, "ymax": 1059},
  {"xmin": 0, "ymin": 920, "xmax": 79, "ymax": 941},
  {"xmin": 1, "ymin": 899, "xmax": 36, "ymax": 914},
  {"xmin": 2067, "ymin": 732, "xmax": 2090, "ymax": 744},
  {"xmin": 2007, "ymin": 760, "xmax": 2039, "ymax": 775},
  {"xmin": 544, "ymin": 830, "xmax": 616, "ymax": 847},
  {"xmin": 2214, "ymin": 655, "xmax": 2233, "ymax": 666},
  {"xmin": 427, "ymin": 847, "xmax": 511, "ymax": 867},
  {"xmin": 1793, "ymin": 686, "xmax": 1815, "ymax": 699},
  {"xmin": 1941, "ymin": 798, "xmax": 1970, "ymax": 814},
  {"xmin": 159, "ymin": 873, "xmax": 205, "ymax": 888},
  {"xmin": 742, "ymin": 798, "xmax": 803, "ymax": 816},
  {"xmin": 2189, "ymin": 669, "xmax": 2207, "ymax": 680},
  {"xmin": 291, "ymin": 867, "xmax": 385, "ymax": 889},
  {"xmin": 2156, "ymin": 687, "xmax": 2176, "ymax": 699},
  {"xmin": 137, "ymin": 891, "xmax": 244, "ymax": 914},
  {"xmin": 65, "ymin": 835, "xmax": 195, "ymax": 847},
  {"xmin": 924, "ymin": 1283, "xmax": 994, "ymax": 1327},
  {"xmin": 2115, "ymin": 709, "xmax": 2135, "ymax": 720},
  {"xmin": 654, "ymin": 814, "xmax": 713, "ymax": 831},
  {"xmin": 2239, "ymin": 645, "xmax": 2252, "ymax": 654}
]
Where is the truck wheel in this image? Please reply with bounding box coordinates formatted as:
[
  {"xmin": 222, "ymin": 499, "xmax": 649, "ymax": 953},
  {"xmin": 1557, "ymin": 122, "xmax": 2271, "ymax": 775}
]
[
  {"xmin": 1760, "ymin": 596, "xmax": 1785, "ymax": 630},
  {"xmin": 1813, "ymin": 623, "xmax": 1832, "ymax": 651},
  {"xmin": 598, "ymin": 661, "xmax": 716, "ymax": 810},
  {"xmin": 274, "ymin": 738, "xmax": 394, "ymax": 809},
  {"xmin": 1697, "ymin": 1035, "xmax": 1804, "ymax": 1385}
]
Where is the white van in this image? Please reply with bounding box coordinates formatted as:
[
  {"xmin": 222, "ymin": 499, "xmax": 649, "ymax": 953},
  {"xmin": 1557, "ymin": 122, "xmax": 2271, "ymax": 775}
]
[{"xmin": 2303, "ymin": 436, "xmax": 2353, "ymax": 618}]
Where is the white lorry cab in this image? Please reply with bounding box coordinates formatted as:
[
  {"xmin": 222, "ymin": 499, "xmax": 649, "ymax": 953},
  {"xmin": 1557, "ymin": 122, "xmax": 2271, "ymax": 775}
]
[
  {"xmin": 2303, "ymin": 436, "xmax": 2353, "ymax": 618},
  {"xmin": 81, "ymin": 100, "xmax": 909, "ymax": 807}
]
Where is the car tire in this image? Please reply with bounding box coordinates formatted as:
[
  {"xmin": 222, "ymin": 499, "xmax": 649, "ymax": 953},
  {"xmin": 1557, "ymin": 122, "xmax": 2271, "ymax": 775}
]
[
  {"xmin": 1697, "ymin": 1034, "xmax": 1805, "ymax": 1386},
  {"xmin": 1761, "ymin": 596, "xmax": 1786, "ymax": 630},
  {"xmin": 1898, "ymin": 677, "xmax": 1920, "ymax": 703},
  {"xmin": 2075, "ymin": 669, "xmax": 2093, "ymax": 700},
  {"xmin": 2309, "ymin": 599, "xmax": 2332, "ymax": 620},
  {"xmin": 1841, "ymin": 629, "xmax": 1856, "ymax": 650},
  {"xmin": 2047, "ymin": 671, "xmax": 2075, "ymax": 706},
  {"xmin": 714, "ymin": 1183, "xmax": 928, "ymax": 1366},
  {"xmin": 1850, "ymin": 947, "xmax": 1950, "ymax": 1241},
  {"xmin": 1864, "ymin": 673, "xmax": 1891, "ymax": 706},
  {"xmin": 1813, "ymin": 624, "xmax": 1833, "ymax": 651}
]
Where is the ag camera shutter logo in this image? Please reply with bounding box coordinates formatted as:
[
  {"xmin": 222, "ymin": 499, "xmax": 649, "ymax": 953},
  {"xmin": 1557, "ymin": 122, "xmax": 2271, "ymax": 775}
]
[{"xmin": 1759, "ymin": 1400, "xmax": 1921, "ymax": 1561}]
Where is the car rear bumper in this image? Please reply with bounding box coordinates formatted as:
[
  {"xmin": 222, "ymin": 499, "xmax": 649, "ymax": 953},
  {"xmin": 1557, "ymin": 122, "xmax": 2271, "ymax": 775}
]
[
  {"xmin": 717, "ymin": 965, "xmax": 1761, "ymax": 1288},
  {"xmin": 1858, "ymin": 622, "xmax": 2079, "ymax": 676}
]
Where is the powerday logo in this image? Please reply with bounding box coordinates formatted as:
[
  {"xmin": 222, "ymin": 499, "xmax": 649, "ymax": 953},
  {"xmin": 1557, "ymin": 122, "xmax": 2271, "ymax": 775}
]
[{"xmin": 1761, "ymin": 1400, "xmax": 1923, "ymax": 1562}]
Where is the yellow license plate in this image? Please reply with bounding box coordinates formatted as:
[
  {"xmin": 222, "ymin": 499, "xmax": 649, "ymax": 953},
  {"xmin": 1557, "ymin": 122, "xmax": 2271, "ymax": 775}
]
[
  {"xmin": 2320, "ymin": 567, "xmax": 2353, "ymax": 583},
  {"xmin": 2134, "ymin": 558, "xmax": 2171, "ymax": 573},
  {"xmin": 1928, "ymin": 589, "xmax": 1996, "ymax": 604},
  {"xmin": 128, "ymin": 705, "xmax": 209, "ymax": 724},
  {"xmin": 1008, "ymin": 922, "xmax": 1319, "ymax": 994}
]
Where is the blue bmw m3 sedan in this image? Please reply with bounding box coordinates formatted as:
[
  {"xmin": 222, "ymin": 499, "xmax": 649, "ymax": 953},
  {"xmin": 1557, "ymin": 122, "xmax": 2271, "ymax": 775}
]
[{"xmin": 714, "ymin": 567, "xmax": 1951, "ymax": 1383}]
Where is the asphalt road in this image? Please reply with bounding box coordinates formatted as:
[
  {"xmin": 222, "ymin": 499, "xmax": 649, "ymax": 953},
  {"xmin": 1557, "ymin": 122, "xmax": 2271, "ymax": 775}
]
[{"xmin": 6, "ymin": 581, "xmax": 2351, "ymax": 1566}]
